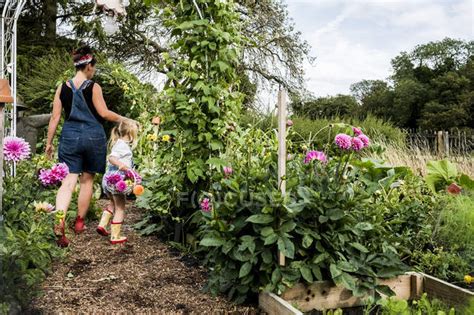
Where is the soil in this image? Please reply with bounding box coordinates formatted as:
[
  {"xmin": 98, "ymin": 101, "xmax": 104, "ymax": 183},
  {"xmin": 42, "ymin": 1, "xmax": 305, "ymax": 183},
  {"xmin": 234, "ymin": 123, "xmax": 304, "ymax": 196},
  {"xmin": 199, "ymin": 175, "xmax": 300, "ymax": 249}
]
[{"xmin": 27, "ymin": 200, "xmax": 261, "ymax": 314}]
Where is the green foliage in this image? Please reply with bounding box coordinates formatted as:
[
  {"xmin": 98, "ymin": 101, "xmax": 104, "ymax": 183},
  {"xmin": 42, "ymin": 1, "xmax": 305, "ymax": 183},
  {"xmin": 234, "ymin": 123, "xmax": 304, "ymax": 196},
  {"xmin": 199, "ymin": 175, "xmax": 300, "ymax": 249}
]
[
  {"xmin": 0, "ymin": 156, "xmax": 100, "ymax": 312},
  {"xmin": 351, "ymin": 38, "xmax": 474, "ymax": 130},
  {"xmin": 418, "ymin": 194, "xmax": 474, "ymax": 281},
  {"xmin": 197, "ymin": 127, "xmax": 412, "ymax": 303},
  {"xmin": 426, "ymin": 159, "xmax": 474, "ymax": 192},
  {"xmin": 18, "ymin": 49, "xmax": 72, "ymax": 114},
  {"xmin": 291, "ymin": 94, "xmax": 359, "ymax": 119},
  {"xmin": 18, "ymin": 48, "xmax": 155, "ymax": 120},
  {"xmin": 377, "ymin": 293, "xmax": 456, "ymax": 315},
  {"xmin": 0, "ymin": 157, "xmax": 63, "ymax": 311},
  {"xmin": 135, "ymin": 0, "xmax": 243, "ymax": 239}
]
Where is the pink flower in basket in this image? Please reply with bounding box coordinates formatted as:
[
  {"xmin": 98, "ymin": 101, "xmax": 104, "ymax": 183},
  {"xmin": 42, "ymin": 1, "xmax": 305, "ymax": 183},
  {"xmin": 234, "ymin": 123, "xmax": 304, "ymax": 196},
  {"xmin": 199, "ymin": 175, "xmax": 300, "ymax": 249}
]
[
  {"xmin": 115, "ymin": 180, "xmax": 128, "ymax": 193},
  {"xmin": 125, "ymin": 169, "xmax": 142, "ymax": 184},
  {"xmin": 105, "ymin": 173, "xmax": 123, "ymax": 186}
]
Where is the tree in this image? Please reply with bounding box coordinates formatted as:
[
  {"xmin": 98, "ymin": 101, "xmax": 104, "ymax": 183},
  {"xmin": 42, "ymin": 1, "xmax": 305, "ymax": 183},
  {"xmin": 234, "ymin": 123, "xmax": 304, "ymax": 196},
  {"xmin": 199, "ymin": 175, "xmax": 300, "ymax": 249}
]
[
  {"xmin": 291, "ymin": 94, "xmax": 359, "ymax": 119},
  {"xmin": 350, "ymin": 80, "xmax": 394, "ymax": 121}
]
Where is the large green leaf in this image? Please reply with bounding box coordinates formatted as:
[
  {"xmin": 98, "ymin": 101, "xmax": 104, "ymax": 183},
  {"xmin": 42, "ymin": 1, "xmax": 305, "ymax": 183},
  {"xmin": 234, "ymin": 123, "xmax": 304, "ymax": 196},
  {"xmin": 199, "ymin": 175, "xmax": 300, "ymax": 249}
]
[
  {"xmin": 426, "ymin": 160, "xmax": 458, "ymax": 192},
  {"xmin": 200, "ymin": 237, "xmax": 225, "ymax": 247},
  {"xmin": 246, "ymin": 214, "xmax": 274, "ymax": 224},
  {"xmin": 330, "ymin": 263, "xmax": 342, "ymax": 278},
  {"xmin": 239, "ymin": 262, "xmax": 252, "ymax": 278},
  {"xmin": 300, "ymin": 266, "xmax": 313, "ymax": 283},
  {"xmin": 459, "ymin": 173, "xmax": 474, "ymax": 191},
  {"xmin": 350, "ymin": 242, "xmax": 369, "ymax": 253}
]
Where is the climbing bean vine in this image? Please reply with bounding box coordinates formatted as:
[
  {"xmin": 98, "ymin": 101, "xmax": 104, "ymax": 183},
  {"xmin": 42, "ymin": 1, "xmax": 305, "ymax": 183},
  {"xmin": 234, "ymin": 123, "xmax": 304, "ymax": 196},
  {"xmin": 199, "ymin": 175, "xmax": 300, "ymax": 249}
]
[{"xmin": 136, "ymin": 0, "xmax": 243, "ymax": 238}]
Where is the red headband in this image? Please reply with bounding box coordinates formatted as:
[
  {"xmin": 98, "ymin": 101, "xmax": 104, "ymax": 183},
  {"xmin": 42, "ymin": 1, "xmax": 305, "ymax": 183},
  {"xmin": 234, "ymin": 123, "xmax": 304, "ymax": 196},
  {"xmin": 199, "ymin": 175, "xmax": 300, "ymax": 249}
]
[{"xmin": 74, "ymin": 54, "xmax": 93, "ymax": 66}]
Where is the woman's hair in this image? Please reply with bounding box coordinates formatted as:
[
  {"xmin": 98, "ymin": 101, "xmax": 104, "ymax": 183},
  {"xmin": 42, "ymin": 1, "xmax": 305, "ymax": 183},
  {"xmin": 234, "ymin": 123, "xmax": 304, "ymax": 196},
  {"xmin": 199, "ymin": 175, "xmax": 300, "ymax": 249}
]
[
  {"xmin": 109, "ymin": 119, "xmax": 139, "ymax": 148},
  {"xmin": 72, "ymin": 45, "xmax": 97, "ymax": 71}
]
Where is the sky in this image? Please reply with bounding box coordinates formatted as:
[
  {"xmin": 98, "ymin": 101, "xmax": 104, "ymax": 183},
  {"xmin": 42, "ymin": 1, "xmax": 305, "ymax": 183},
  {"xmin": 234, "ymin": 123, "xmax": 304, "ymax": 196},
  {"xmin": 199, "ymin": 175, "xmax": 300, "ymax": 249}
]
[{"xmin": 285, "ymin": 0, "xmax": 473, "ymax": 97}]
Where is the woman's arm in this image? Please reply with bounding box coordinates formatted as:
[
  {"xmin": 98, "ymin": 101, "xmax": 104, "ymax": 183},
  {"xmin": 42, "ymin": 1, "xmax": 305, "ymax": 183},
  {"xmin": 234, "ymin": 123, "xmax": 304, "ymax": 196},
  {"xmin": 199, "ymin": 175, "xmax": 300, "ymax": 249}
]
[
  {"xmin": 45, "ymin": 86, "xmax": 62, "ymax": 159},
  {"xmin": 92, "ymin": 83, "xmax": 125, "ymax": 123}
]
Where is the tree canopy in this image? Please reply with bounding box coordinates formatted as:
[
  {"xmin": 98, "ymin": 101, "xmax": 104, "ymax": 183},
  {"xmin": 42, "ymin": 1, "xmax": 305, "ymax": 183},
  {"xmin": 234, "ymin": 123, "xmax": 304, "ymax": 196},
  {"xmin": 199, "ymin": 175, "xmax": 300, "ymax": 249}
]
[{"xmin": 352, "ymin": 38, "xmax": 474, "ymax": 130}]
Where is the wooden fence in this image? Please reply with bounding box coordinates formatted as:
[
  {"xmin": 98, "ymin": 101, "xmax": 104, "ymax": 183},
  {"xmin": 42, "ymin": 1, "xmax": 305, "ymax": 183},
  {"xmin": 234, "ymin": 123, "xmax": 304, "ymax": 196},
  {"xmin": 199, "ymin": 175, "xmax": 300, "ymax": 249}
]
[{"xmin": 405, "ymin": 129, "xmax": 474, "ymax": 156}]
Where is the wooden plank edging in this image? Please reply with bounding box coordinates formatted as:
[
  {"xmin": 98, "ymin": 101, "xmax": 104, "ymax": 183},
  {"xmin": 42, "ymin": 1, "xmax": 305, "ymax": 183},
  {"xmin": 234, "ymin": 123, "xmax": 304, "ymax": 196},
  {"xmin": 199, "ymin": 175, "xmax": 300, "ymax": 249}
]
[
  {"xmin": 279, "ymin": 272, "xmax": 473, "ymax": 312},
  {"xmin": 259, "ymin": 291, "xmax": 303, "ymax": 315},
  {"xmin": 421, "ymin": 272, "xmax": 474, "ymax": 306}
]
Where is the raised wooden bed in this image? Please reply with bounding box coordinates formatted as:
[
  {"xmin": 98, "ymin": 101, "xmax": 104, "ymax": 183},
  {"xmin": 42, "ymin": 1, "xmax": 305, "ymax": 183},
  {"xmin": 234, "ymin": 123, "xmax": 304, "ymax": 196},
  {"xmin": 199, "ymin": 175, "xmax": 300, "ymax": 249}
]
[{"xmin": 259, "ymin": 272, "xmax": 474, "ymax": 314}]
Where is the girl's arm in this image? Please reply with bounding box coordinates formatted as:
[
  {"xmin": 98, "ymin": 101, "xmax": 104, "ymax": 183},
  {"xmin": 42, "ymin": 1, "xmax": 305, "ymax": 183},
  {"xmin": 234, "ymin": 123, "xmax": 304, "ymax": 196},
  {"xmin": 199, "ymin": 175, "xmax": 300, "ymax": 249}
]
[
  {"xmin": 108, "ymin": 156, "xmax": 130, "ymax": 171},
  {"xmin": 45, "ymin": 86, "xmax": 62, "ymax": 159},
  {"xmin": 92, "ymin": 83, "xmax": 126, "ymax": 123}
]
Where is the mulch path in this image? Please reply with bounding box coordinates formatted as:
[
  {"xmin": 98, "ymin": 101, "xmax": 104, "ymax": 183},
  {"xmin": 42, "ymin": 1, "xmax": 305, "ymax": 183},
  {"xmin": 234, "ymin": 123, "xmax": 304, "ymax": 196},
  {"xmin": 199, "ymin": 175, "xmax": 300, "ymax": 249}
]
[{"xmin": 27, "ymin": 200, "xmax": 261, "ymax": 314}]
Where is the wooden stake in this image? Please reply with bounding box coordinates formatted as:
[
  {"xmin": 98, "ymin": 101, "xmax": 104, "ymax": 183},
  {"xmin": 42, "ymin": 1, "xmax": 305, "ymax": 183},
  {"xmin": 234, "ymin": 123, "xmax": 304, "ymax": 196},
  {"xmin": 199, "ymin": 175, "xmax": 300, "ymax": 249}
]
[{"xmin": 277, "ymin": 88, "xmax": 287, "ymax": 267}]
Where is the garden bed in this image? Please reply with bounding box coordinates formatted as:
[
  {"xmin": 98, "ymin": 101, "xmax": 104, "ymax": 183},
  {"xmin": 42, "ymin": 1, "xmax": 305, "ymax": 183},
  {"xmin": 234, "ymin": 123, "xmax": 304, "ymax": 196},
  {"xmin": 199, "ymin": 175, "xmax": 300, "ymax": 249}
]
[
  {"xmin": 26, "ymin": 200, "xmax": 260, "ymax": 314},
  {"xmin": 260, "ymin": 272, "xmax": 474, "ymax": 314}
]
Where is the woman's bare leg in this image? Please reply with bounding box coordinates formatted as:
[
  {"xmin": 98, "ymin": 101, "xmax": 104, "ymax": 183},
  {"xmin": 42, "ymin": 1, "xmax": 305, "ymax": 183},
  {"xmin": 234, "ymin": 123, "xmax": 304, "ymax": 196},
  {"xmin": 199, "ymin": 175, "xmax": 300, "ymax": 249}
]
[
  {"xmin": 56, "ymin": 173, "xmax": 79, "ymax": 215},
  {"xmin": 55, "ymin": 173, "xmax": 79, "ymax": 247},
  {"xmin": 78, "ymin": 172, "xmax": 95, "ymax": 218}
]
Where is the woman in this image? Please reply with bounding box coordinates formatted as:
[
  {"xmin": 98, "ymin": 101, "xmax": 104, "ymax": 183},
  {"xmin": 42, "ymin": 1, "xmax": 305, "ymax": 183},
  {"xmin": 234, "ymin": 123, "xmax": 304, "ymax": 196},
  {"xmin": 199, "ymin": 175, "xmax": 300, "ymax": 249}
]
[{"xmin": 46, "ymin": 45, "xmax": 127, "ymax": 247}]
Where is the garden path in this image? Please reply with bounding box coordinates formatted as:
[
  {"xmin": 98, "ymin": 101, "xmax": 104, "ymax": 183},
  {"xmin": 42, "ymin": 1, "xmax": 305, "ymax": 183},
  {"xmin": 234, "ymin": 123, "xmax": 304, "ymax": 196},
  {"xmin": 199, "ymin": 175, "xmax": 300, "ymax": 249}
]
[{"xmin": 27, "ymin": 200, "xmax": 259, "ymax": 314}]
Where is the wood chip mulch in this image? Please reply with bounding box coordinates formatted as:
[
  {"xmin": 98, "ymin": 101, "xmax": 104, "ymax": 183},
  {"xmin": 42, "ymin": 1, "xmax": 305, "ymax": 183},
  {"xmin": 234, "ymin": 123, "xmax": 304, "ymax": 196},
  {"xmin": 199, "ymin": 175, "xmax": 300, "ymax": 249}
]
[{"xmin": 27, "ymin": 200, "xmax": 261, "ymax": 315}]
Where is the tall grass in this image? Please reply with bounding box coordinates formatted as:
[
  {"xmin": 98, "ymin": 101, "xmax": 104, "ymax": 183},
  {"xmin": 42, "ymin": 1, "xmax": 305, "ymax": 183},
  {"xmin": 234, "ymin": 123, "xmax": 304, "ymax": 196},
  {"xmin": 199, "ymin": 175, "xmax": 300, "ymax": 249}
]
[
  {"xmin": 366, "ymin": 140, "xmax": 474, "ymax": 177},
  {"xmin": 240, "ymin": 112, "xmax": 406, "ymax": 147},
  {"xmin": 241, "ymin": 111, "xmax": 473, "ymax": 177}
]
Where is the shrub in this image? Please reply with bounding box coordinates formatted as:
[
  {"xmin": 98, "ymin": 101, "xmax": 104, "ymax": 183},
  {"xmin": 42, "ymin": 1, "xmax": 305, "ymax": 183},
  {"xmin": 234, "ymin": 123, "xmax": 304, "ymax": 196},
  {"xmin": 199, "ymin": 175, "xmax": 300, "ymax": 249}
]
[{"xmin": 197, "ymin": 127, "xmax": 409, "ymax": 303}]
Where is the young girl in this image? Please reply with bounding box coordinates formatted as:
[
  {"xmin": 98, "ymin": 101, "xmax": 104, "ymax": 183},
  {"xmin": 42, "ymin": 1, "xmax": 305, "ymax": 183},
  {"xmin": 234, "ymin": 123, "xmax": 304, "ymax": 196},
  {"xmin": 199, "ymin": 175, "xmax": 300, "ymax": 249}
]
[{"xmin": 97, "ymin": 119, "xmax": 138, "ymax": 244}]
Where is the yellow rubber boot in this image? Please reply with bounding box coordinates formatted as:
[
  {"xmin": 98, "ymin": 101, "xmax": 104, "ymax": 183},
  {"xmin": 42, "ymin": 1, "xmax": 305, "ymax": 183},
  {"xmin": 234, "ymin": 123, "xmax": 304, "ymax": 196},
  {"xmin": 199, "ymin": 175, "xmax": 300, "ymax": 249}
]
[
  {"xmin": 96, "ymin": 208, "xmax": 113, "ymax": 236},
  {"xmin": 110, "ymin": 221, "xmax": 127, "ymax": 244}
]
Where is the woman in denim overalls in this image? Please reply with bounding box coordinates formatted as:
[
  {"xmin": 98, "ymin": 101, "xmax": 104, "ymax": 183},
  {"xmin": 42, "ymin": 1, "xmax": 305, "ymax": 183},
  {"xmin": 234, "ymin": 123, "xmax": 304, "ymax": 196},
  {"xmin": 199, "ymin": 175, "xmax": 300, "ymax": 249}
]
[{"xmin": 46, "ymin": 45, "xmax": 127, "ymax": 247}]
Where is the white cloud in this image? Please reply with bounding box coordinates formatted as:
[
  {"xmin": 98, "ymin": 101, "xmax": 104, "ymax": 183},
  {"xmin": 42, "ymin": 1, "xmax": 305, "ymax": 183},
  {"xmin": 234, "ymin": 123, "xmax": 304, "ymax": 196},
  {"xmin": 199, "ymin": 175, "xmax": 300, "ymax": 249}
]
[{"xmin": 286, "ymin": 0, "xmax": 473, "ymax": 96}]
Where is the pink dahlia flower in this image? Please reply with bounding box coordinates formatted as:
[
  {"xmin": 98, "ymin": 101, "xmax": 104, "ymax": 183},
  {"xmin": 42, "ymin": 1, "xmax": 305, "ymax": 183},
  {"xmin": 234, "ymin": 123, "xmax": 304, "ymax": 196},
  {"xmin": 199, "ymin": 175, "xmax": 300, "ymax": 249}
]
[
  {"xmin": 105, "ymin": 173, "xmax": 123, "ymax": 186},
  {"xmin": 352, "ymin": 127, "xmax": 362, "ymax": 136},
  {"xmin": 357, "ymin": 134, "xmax": 370, "ymax": 148},
  {"xmin": 335, "ymin": 134, "xmax": 352, "ymax": 150},
  {"xmin": 351, "ymin": 137, "xmax": 364, "ymax": 151},
  {"xmin": 3, "ymin": 137, "xmax": 30, "ymax": 162},
  {"xmin": 51, "ymin": 163, "xmax": 69, "ymax": 182},
  {"xmin": 39, "ymin": 169, "xmax": 55, "ymax": 186},
  {"xmin": 223, "ymin": 166, "xmax": 233, "ymax": 177},
  {"xmin": 115, "ymin": 180, "xmax": 128, "ymax": 193},
  {"xmin": 304, "ymin": 150, "xmax": 327, "ymax": 164},
  {"xmin": 286, "ymin": 119, "xmax": 294, "ymax": 127},
  {"xmin": 200, "ymin": 198, "xmax": 212, "ymax": 213}
]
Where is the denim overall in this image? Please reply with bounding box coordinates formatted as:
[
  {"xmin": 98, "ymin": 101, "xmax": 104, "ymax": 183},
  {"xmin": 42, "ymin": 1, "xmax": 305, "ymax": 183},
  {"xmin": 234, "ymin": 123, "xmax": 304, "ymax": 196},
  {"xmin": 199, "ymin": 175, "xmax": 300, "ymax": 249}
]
[{"xmin": 58, "ymin": 80, "xmax": 107, "ymax": 174}]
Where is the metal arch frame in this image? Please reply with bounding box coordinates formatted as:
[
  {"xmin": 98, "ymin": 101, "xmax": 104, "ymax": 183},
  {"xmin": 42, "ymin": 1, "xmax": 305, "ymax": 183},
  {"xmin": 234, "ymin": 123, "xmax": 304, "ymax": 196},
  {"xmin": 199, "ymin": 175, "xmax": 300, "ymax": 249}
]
[{"xmin": 1, "ymin": 0, "xmax": 26, "ymax": 139}]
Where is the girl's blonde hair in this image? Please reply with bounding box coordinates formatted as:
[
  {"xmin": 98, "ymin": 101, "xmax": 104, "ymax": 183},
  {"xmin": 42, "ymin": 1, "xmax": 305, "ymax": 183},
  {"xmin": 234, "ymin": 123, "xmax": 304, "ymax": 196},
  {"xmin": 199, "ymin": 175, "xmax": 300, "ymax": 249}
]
[{"xmin": 109, "ymin": 119, "xmax": 139, "ymax": 148}]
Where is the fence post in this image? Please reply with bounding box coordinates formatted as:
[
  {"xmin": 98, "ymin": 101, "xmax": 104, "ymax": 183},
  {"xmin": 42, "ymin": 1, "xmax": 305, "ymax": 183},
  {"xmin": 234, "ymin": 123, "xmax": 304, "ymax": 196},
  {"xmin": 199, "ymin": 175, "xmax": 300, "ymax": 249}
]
[
  {"xmin": 444, "ymin": 131, "xmax": 449, "ymax": 157},
  {"xmin": 436, "ymin": 131, "xmax": 444, "ymax": 156},
  {"xmin": 277, "ymin": 88, "xmax": 287, "ymax": 267}
]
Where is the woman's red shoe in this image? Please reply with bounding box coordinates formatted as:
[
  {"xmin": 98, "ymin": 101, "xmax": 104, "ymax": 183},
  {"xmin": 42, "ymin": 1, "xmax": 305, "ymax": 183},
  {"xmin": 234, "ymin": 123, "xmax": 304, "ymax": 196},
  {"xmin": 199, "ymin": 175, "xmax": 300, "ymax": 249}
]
[
  {"xmin": 56, "ymin": 234, "xmax": 70, "ymax": 248},
  {"xmin": 74, "ymin": 216, "xmax": 86, "ymax": 234}
]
